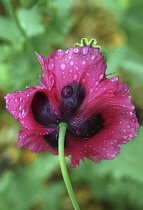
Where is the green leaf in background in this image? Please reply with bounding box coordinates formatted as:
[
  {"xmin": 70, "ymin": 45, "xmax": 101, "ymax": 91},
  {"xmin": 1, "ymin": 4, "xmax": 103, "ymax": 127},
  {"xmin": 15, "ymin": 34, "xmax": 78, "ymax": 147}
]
[
  {"xmin": 17, "ymin": 6, "xmax": 44, "ymax": 37},
  {"xmin": 48, "ymin": 0, "xmax": 72, "ymax": 9},
  {"xmin": 96, "ymin": 0, "xmax": 129, "ymax": 18},
  {"xmin": 0, "ymin": 45, "xmax": 11, "ymax": 90},
  {"xmin": 0, "ymin": 154, "xmax": 62, "ymax": 210},
  {"xmin": 46, "ymin": 0, "xmax": 73, "ymax": 45},
  {"xmin": 0, "ymin": 16, "xmax": 24, "ymax": 49},
  {"xmin": 41, "ymin": 183, "xmax": 64, "ymax": 210},
  {"xmin": 2, "ymin": 50, "xmax": 40, "ymax": 92},
  {"xmin": 106, "ymin": 46, "xmax": 143, "ymax": 87},
  {"xmin": 20, "ymin": 0, "xmax": 39, "ymax": 8}
]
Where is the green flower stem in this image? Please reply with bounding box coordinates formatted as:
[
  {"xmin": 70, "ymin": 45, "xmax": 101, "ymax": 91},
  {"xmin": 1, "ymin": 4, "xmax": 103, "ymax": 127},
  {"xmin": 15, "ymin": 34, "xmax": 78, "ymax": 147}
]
[{"xmin": 58, "ymin": 122, "xmax": 80, "ymax": 210}]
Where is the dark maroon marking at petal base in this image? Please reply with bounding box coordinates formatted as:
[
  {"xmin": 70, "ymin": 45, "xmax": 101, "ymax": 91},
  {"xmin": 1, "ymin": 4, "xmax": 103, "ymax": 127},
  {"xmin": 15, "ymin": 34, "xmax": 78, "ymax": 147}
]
[
  {"xmin": 31, "ymin": 91, "xmax": 61, "ymax": 126},
  {"xmin": 43, "ymin": 128, "xmax": 67, "ymax": 149},
  {"xmin": 68, "ymin": 113, "xmax": 104, "ymax": 138},
  {"xmin": 43, "ymin": 129, "xmax": 59, "ymax": 149},
  {"xmin": 60, "ymin": 82, "xmax": 86, "ymax": 122}
]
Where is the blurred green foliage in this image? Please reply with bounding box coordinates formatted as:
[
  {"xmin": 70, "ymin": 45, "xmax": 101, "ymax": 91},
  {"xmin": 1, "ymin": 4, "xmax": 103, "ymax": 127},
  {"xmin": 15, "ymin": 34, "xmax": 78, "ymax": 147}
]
[
  {"xmin": 0, "ymin": 0, "xmax": 72, "ymax": 92},
  {"xmin": 0, "ymin": 0, "xmax": 143, "ymax": 209}
]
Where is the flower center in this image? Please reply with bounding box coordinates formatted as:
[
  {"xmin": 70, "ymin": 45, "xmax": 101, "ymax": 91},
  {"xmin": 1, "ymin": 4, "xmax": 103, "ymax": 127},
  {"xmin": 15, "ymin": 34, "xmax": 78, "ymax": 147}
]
[
  {"xmin": 31, "ymin": 82, "xmax": 104, "ymax": 149},
  {"xmin": 60, "ymin": 82, "xmax": 86, "ymax": 122},
  {"xmin": 61, "ymin": 85, "xmax": 73, "ymax": 98}
]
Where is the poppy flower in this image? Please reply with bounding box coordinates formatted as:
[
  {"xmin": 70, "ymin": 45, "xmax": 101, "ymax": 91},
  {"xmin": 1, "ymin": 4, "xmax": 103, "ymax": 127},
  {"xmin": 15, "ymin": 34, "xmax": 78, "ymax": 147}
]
[{"xmin": 5, "ymin": 39, "xmax": 139, "ymax": 167}]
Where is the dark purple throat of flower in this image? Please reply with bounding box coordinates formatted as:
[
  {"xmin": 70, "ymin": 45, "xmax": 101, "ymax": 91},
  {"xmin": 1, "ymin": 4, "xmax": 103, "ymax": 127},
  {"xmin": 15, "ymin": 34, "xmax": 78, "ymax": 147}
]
[{"xmin": 31, "ymin": 82, "xmax": 104, "ymax": 149}]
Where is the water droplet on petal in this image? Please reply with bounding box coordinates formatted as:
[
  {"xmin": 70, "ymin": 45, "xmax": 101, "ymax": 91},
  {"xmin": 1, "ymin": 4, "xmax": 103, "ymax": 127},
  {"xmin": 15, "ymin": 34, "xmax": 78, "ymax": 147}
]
[
  {"xmin": 60, "ymin": 63, "xmax": 66, "ymax": 70},
  {"xmin": 90, "ymin": 88, "xmax": 93, "ymax": 93},
  {"xmin": 82, "ymin": 47, "xmax": 88, "ymax": 55},
  {"xmin": 91, "ymin": 55, "xmax": 95, "ymax": 60},
  {"xmin": 21, "ymin": 120, "xmax": 24, "ymax": 125},
  {"xmin": 123, "ymin": 135, "xmax": 127, "ymax": 139},
  {"xmin": 117, "ymin": 144, "xmax": 122, "ymax": 148},
  {"xmin": 74, "ymin": 74, "xmax": 78, "ymax": 80},
  {"xmin": 76, "ymin": 130, "xmax": 80, "ymax": 135},
  {"xmin": 48, "ymin": 63, "xmax": 54, "ymax": 70},
  {"xmin": 65, "ymin": 49, "xmax": 69, "ymax": 54},
  {"xmin": 18, "ymin": 106, "xmax": 22, "ymax": 110},
  {"xmin": 122, "ymin": 140, "xmax": 127, "ymax": 143},
  {"xmin": 21, "ymin": 109, "xmax": 25, "ymax": 116},
  {"xmin": 86, "ymin": 73, "xmax": 90, "ymax": 76},
  {"xmin": 54, "ymin": 110, "xmax": 58, "ymax": 115},
  {"xmin": 99, "ymin": 74, "xmax": 103, "ymax": 80},
  {"xmin": 70, "ymin": 61, "xmax": 74, "ymax": 66},
  {"xmin": 82, "ymin": 60, "xmax": 86, "ymax": 65},
  {"xmin": 129, "ymin": 134, "xmax": 133, "ymax": 138},
  {"xmin": 73, "ymin": 47, "xmax": 79, "ymax": 53},
  {"xmin": 67, "ymin": 102, "xmax": 72, "ymax": 107}
]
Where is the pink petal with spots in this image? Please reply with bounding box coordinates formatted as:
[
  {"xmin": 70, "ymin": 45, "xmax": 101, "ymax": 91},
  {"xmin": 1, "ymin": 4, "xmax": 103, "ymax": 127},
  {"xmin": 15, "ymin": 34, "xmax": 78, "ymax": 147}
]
[
  {"xmin": 18, "ymin": 129, "xmax": 58, "ymax": 154},
  {"xmin": 35, "ymin": 52, "xmax": 56, "ymax": 90},
  {"xmin": 5, "ymin": 88, "xmax": 39, "ymax": 119},
  {"xmin": 5, "ymin": 86, "xmax": 59, "ymax": 135},
  {"xmin": 36, "ymin": 45, "xmax": 106, "ymax": 101},
  {"xmin": 76, "ymin": 77, "xmax": 133, "ymax": 120},
  {"xmin": 62, "ymin": 77, "xmax": 139, "ymax": 167},
  {"xmin": 64, "ymin": 101, "xmax": 138, "ymax": 167}
]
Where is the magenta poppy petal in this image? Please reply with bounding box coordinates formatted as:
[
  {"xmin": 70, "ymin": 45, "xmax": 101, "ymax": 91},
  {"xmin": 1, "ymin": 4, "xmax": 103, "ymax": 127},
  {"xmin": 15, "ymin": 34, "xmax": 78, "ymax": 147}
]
[
  {"xmin": 5, "ymin": 87, "xmax": 59, "ymax": 135},
  {"xmin": 83, "ymin": 111, "xmax": 138, "ymax": 159},
  {"xmin": 65, "ymin": 97, "xmax": 139, "ymax": 167},
  {"xmin": 64, "ymin": 107, "xmax": 138, "ymax": 167},
  {"xmin": 63, "ymin": 77, "xmax": 139, "ymax": 167},
  {"xmin": 5, "ymin": 88, "xmax": 39, "ymax": 119},
  {"xmin": 36, "ymin": 45, "xmax": 106, "ymax": 100},
  {"xmin": 75, "ymin": 76, "xmax": 133, "ymax": 120},
  {"xmin": 18, "ymin": 129, "xmax": 58, "ymax": 154}
]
